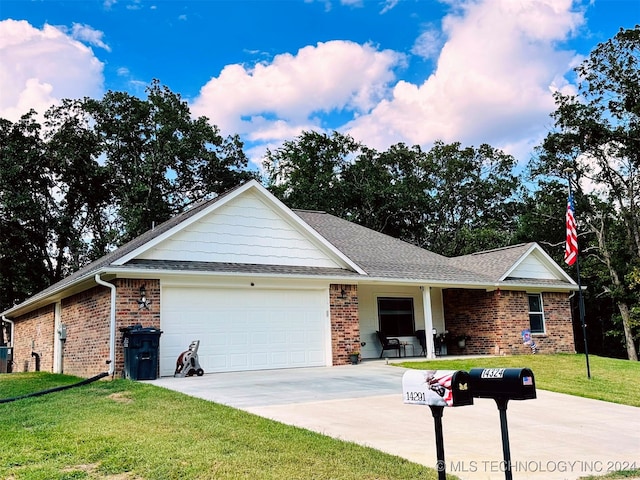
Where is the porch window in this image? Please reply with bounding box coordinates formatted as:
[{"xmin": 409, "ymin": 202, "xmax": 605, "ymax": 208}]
[
  {"xmin": 377, "ymin": 297, "xmax": 415, "ymax": 336},
  {"xmin": 528, "ymin": 294, "xmax": 545, "ymax": 334}
]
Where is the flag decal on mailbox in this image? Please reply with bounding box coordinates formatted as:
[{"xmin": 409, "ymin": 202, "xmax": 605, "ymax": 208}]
[{"xmin": 522, "ymin": 376, "xmax": 533, "ymax": 386}]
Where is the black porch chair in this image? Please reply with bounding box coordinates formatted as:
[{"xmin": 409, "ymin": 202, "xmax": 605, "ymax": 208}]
[
  {"xmin": 376, "ymin": 331, "xmax": 402, "ymax": 358},
  {"xmin": 415, "ymin": 329, "xmax": 427, "ymax": 356}
]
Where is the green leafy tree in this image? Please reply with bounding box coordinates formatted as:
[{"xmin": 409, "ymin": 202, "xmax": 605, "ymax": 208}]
[
  {"xmin": 263, "ymin": 130, "xmax": 363, "ymax": 215},
  {"xmin": 85, "ymin": 80, "xmax": 254, "ymax": 243},
  {"xmin": 0, "ymin": 113, "xmax": 53, "ymax": 310},
  {"xmin": 264, "ymin": 132, "xmax": 521, "ymax": 257},
  {"xmin": 43, "ymin": 99, "xmax": 114, "ymax": 275},
  {"xmin": 419, "ymin": 141, "xmax": 520, "ymax": 256},
  {"xmin": 1, "ymin": 81, "xmax": 255, "ymax": 310},
  {"xmin": 342, "ymin": 143, "xmax": 432, "ymax": 241},
  {"xmin": 532, "ymin": 26, "xmax": 639, "ymax": 360}
]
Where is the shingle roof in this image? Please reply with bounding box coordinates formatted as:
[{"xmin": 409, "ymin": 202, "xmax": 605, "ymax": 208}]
[
  {"xmin": 124, "ymin": 259, "xmax": 361, "ymax": 278},
  {"xmin": 448, "ymin": 243, "xmax": 535, "ymax": 280},
  {"xmin": 293, "ymin": 210, "xmax": 497, "ymax": 283},
  {"xmin": 2, "ymin": 182, "xmax": 575, "ymax": 317}
]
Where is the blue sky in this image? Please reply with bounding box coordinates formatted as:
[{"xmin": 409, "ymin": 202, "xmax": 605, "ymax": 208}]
[{"xmin": 1, "ymin": 0, "xmax": 637, "ymax": 168}]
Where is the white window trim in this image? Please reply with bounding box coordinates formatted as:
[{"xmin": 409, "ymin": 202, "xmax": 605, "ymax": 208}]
[{"xmin": 527, "ymin": 293, "xmax": 546, "ymax": 335}]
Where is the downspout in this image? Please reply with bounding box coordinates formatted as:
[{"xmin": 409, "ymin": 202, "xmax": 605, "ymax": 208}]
[
  {"xmin": 95, "ymin": 274, "xmax": 116, "ymax": 376},
  {"xmin": 1, "ymin": 316, "xmax": 14, "ymax": 347}
]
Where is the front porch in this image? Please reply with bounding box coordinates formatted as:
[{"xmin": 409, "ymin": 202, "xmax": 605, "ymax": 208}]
[{"xmin": 330, "ymin": 283, "xmax": 574, "ymax": 364}]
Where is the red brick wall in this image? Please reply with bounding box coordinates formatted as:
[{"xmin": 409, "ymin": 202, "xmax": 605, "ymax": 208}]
[
  {"xmin": 113, "ymin": 279, "xmax": 161, "ymax": 376},
  {"xmin": 61, "ymin": 286, "xmax": 112, "ymax": 377},
  {"xmin": 443, "ymin": 289, "xmax": 499, "ymax": 355},
  {"xmin": 11, "ymin": 278, "xmax": 161, "ymax": 378},
  {"xmin": 329, "ymin": 284, "xmax": 359, "ymax": 365},
  {"xmin": 532, "ymin": 292, "xmax": 576, "ymax": 354},
  {"xmin": 12, "ymin": 305, "xmax": 55, "ymax": 372},
  {"xmin": 443, "ymin": 289, "xmax": 575, "ymax": 355}
]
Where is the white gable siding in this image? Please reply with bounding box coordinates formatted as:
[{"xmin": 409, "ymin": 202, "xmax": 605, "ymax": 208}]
[
  {"xmin": 509, "ymin": 253, "xmax": 559, "ymax": 280},
  {"xmin": 137, "ymin": 192, "xmax": 342, "ymax": 268}
]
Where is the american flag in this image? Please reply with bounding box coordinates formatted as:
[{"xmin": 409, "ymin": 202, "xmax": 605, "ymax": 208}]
[{"xmin": 565, "ymin": 194, "xmax": 578, "ymax": 266}]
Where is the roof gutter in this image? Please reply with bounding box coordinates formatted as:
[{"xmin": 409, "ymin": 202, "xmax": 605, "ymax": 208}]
[{"xmin": 94, "ymin": 274, "xmax": 116, "ymax": 376}]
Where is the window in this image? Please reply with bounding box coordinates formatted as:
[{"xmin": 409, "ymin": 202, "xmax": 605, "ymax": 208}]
[
  {"xmin": 378, "ymin": 297, "xmax": 415, "ymax": 336},
  {"xmin": 528, "ymin": 294, "xmax": 545, "ymax": 334}
]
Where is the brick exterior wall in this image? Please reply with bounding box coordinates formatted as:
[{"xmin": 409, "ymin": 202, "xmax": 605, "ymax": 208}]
[
  {"xmin": 443, "ymin": 289, "xmax": 575, "ymax": 355},
  {"xmin": 11, "ymin": 278, "xmax": 161, "ymax": 378},
  {"xmin": 329, "ymin": 284, "xmax": 359, "ymax": 365},
  {"xmin": 61, "ymin": 286, "xmax": 112, "ymax": 376},
  {"xmin": 12, "ymin": 278, "xmax": 574, "ymax": 376},
  {"xmin": 12, "ymin": 305, "xmax": 55, "ymax": 373},
  {"xmin": 112, "ymin": 279, "xmax": 161, "ymax": 377}
]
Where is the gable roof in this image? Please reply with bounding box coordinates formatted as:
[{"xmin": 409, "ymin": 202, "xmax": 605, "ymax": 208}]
[
  {"xmin": 2, "ymin": 180, "xmax": 577, "ymax": 317},
  {"xmin": 449, "ymin": 242, "xmax": 575, "ymax": 285},
  {"xmin": 113, "ymin": 180, "xmax": 365, "ymax": 274}
]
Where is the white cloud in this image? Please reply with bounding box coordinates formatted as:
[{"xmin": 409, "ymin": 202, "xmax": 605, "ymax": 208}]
[
  {"xmin": 345, "ymin": 0, "xmax": 585, "ymax": 162},
  {"xmin": 191, "ymin": 40, "xmax": 404, "ymax": 142},
  {"xmin": 0, "ymin": 19, "xmax": 104, "ymax": 121},
  {"xmin": 380, "ymin": 0, "xmax": 400, "ymax": 14},
  {"xmin": 411, "ymin": 27, "xmax": 442, "ymax": 60},
  {"xmin": 70, "ymin": 23, "xmax": 111, "ymax": 51}
]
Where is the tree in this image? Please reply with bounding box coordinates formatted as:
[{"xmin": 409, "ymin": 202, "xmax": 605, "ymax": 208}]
[
  {"xmin": 342, "ymin": 143, "xmax": 431, "ymax": 241},
  {"xmin": 418, "ymin": 141, "xmax": 520, "ymax": 256},
  {"xmin": 0, "ymin": 112, "xmax": 53, "ymax": 310},
  {"xmin": 85, "ymin": 80, "xmax": 254, "ymax": 243},
  {"xmin": 533, "ymin": 26, "xmax": 640, "ymax": 361},
  {"xmin": 263, "ymin": 130, "xmax": 364, "ymax": 216},
  {"xmin": 1, "ymin": 81, "xmax": 256, "ymax": 310},
  {"xmin": 43, "ymin": 99, "xmax": 114, "ymax": 275},
  {"xmin": 264, "ymin": 132, "xmax": 521, "ymax": 257}
]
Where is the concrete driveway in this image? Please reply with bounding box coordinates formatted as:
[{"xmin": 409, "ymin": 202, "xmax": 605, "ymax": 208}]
[{"xmin": 148, "ymin": 361, "xmax": 639, "ymax": 480}]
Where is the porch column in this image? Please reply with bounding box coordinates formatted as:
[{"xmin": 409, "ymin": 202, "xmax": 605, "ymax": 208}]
[{"xmin": 421, "ymin": 286, "xmax": 436, "ymax": 358}]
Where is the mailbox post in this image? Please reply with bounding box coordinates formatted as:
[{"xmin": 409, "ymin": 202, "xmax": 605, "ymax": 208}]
[
  {"xmin": 403, "ymin": 370, "xmax": 473, "ymax": 480},
  {"xmin": 469, "ymin": 368, "xmax": 536, "ymax": 480}
]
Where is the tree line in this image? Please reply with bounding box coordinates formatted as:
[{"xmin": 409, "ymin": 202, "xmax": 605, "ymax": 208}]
[{"xmin": 1, "ymin": 28, "xmax": 638, "ymax": 360}]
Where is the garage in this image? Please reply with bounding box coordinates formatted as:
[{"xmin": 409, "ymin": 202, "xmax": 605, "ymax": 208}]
[{"xmin": 160, "ymin": 286, "xmax": 330, "ymax": 376}]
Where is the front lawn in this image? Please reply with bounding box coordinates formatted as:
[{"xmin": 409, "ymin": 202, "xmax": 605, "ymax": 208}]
[
  {"xmin": 399, "ymin": 353, "xmax": 640, "ymax": 407},
  {"xmin": 0, "ymin": 373, "xmax": 446, "ymax": 480}
]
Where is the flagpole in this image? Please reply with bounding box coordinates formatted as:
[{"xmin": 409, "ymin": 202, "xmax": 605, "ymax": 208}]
[{"xmin": 564, "ymin": 168, "xmax": 591, "ymax": 379}]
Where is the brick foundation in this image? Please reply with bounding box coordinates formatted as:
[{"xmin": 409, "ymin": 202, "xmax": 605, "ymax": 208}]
[{"xmin": 329, "ymin": 284, "xmax": 359, "ymax": 365}]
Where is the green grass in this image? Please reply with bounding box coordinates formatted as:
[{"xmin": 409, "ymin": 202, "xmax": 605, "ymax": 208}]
[
  {"xmin": 0, "ymin": 372, "xmax": 451, "ymax": 480},
  {"xmin": 398, "ymin": 354, "xmax": 640, "ymax": 407},
  {"xmin": 2, "ymin": 355, "xmax": 638, "ymax": 479}
]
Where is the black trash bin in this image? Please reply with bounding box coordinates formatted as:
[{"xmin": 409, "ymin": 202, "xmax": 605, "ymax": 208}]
[
  {"xmin": 120, "ymin": 324, "xmax": 162, "ymax": 380},
  {"xmin": 0, "ymin": 346, "xmax": 12, "ymax": 374}
]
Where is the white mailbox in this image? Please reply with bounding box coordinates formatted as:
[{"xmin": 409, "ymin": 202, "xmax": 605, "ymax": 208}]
[{"xmin": 402, "ymin": 369, "xmax": 473, "ymax": 407}]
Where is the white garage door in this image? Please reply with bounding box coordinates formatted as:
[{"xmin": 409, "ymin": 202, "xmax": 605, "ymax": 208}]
[{"xmin": 160, "ymin": 286, "xmax": 328, "ymax": 376}]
